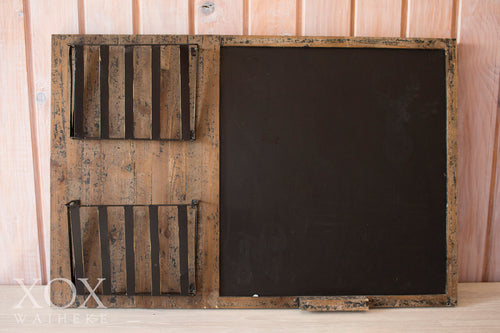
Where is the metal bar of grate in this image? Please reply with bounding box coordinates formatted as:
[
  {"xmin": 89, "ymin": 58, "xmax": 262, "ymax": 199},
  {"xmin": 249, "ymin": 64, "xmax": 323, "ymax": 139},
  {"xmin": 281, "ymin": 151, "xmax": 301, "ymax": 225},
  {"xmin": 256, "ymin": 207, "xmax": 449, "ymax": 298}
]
[
  {"xmin": 124, "ymin": 205, "xmax": 135, "ymax": 296},
  {"xmin": 72, "ymin": 45, "xmax": 84, "ymax": 139},
  {"xmin": 151, "ymin": 46, "xmax": 161, "ymax": 140},
  {"xmin": 67, "ymin": 201, "xmax": 85, "ymax": 295},
  {"xmin": 124, "ymin": 46, "xmax": 134, "ymax": 139},
  {"xmin": 180, "ymin": 45, "xmax": 191, "ymax": 141},
  {"xmin": 177, "ymin": 205, "xmax": 189, "ymax": 295},
  {"xmin": 149, "ymin": 205, "xmax": 161, "ymax": 296},
  {"xmin": 99, "ymin": 45, "xmax": 110, "ymax": 139},
  {"xmin": 98, "ymin": 206, "xmax": 112, "ymax": 294}
]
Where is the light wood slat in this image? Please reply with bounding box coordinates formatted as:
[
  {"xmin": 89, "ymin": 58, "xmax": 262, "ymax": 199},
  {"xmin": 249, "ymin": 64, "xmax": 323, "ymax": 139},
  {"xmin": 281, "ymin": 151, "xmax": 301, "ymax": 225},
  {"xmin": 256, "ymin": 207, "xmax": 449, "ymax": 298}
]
[
  {"xmin": 457, "ymin": 0, "xmax": 500, "ymax": 282},
  {"xmin": 84, "ymin": 0, "xmax": 133, "ymax": 34},
  {"xmin": 488, "ymin": 85, "xmax": 500, "ymax": 281},
  {"xmin": 151, "ymin": 38, "xmax": 185, "ymax": 294},
  {"xmin": 80, "ymin": 3, "xmax": 135, "ymax": 303},
  {"xmin": 480, "ymin": 1, "xmax": 500, "ymax": 282},
  {"xmin": 193, "ymin": 0, "xmax": 243, "ymax": 34},
  {"xmin": 248, "ymin": 0, "xmax": 296, "ymax": 35},
  {"xmin": 137, "ymin": 0, "xmax": 188, "ymax": 34},
  {"xmin": 407, "ymin": 0, "xmax": 454, "ymax": 37},
  {"xmin": 0, "ymin": 0, "xmax": 40, "ymax": 284},
  {"xmin": 354, "ymin": 0, "xmax": 402, "ymax": 37},
  {"xmin": 26, "ymin": 0, "xmax": 79, "ymax": 284},
  {"xmin": 303, "ymin": 0, "xmax": 351, "ymax": 36},
  {"xmin": 132, "ymin": 44, "xmax": 153, "ymax": 295}
]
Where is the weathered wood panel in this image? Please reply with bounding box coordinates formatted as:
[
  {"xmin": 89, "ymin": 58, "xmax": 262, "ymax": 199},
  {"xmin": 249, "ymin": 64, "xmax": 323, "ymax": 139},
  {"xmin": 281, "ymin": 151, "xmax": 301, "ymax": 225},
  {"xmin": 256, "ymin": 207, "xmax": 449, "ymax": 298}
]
[{"xmin": 51, "ymin": 35, "xmax": 457, "ymax": 308}]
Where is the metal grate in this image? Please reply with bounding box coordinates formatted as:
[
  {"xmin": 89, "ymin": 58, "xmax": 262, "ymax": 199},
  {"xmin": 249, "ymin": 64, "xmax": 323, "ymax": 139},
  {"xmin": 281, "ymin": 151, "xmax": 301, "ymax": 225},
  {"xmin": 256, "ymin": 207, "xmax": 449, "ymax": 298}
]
[
  {"xmin": 69, "ymin": 43, "xmax": 198, "ymax": 141},
  {"xmin": 66, "ymin": 200, "xmax": 198, "ymax": 296}
]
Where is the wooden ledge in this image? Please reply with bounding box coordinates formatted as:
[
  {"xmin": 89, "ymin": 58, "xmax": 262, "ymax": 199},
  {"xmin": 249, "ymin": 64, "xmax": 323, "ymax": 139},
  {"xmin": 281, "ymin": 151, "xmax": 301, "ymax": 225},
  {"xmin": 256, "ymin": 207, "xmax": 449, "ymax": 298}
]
[{"xmin": 298, "ymin": 296, "xmax": 369, "ymax": 312}]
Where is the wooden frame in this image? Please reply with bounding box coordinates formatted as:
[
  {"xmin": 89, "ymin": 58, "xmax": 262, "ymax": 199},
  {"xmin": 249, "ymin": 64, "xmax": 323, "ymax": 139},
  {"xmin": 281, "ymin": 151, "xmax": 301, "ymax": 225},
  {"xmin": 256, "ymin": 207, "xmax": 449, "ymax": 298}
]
[{"xmin": 51, "ymin": 35, "xmax": 457, "ymax": 309}]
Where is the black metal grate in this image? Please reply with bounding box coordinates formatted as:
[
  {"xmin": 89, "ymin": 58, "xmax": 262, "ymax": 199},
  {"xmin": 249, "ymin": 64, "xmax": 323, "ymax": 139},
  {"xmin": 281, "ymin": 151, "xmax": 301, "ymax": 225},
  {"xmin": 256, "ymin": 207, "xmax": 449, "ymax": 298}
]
[
  {"xmin": 66, "ymin": 200, "xmax": 198, "ymax": 296},
  {"xmin": 69, "ymin": 43, "xmax": 198, "ymax": 141}
]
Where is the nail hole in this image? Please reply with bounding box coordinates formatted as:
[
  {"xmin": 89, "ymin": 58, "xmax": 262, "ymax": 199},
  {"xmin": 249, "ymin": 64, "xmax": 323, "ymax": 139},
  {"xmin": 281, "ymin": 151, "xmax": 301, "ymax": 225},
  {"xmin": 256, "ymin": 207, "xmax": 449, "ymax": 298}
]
[{"xmin": 201, "ymin": 2, "xmax": 215, "ymax": 15}]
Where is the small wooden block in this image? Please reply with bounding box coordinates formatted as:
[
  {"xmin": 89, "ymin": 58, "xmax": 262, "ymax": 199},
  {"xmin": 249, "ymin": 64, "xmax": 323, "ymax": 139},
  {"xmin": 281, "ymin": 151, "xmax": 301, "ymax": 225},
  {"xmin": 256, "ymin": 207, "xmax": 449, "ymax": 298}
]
[{"xmin": 298, "ymin": 296, "xmax": 369, "ymax": 312}]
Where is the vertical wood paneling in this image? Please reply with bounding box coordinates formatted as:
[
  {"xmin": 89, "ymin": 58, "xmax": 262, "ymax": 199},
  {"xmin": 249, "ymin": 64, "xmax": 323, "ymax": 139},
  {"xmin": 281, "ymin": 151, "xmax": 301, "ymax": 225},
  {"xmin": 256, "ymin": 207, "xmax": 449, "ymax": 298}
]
[
  {"xmin": 355, "ymin": 0, "xmax": 402, "ymax": 37},
  {"xmin": 407, "ymin": 0, "xmax": 454, "ymax": 37},
  {"xmin": 84, "ymin": 0, "xmax": 133, "ymax": 34},
  {"xmin": 1, "ymin": 0, "xmax": 500, "ymax": 285},
  {"xmin": 0, "ymin": 0, "xmax": 40, "ymax": 284},
  {"xmin": 483, "ymin": 1, "xmax": 500, "ymax": 282},
  {"xmin": 303, "ymin": 0, "xmax": 351, "ymax": 36},
  {"xmin": 457, "ymin": 0, "xmax": 500, "ymax": 282},
  {"xmin": 137, "ymin": 0, "xmax": 189, "ymax": 34},
  {"xmin": 248, "ymin": 0, "xmax": 297, "ymax": 35},
  {"xmin": 194, "ymin": 0, "xmax": 243, "ymax": 34},
  {"xmin": 26, "ymin": 0, "xmax": 79, "ymax": 284},
  {"xmin": 487, "ymin": 85, "xmax": 500, "ymax": 281}
]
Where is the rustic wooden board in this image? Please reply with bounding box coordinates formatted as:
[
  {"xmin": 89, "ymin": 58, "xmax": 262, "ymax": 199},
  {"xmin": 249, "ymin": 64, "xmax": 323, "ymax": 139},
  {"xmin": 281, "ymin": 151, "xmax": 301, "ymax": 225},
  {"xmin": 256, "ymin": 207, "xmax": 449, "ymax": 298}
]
[
  {"xmin": 51, "ymin": 35, "xmax": 457, "ymax": 309},
  {"xmin": 299, "ymin": 296, "xmax": 369, "ymax": 312}
]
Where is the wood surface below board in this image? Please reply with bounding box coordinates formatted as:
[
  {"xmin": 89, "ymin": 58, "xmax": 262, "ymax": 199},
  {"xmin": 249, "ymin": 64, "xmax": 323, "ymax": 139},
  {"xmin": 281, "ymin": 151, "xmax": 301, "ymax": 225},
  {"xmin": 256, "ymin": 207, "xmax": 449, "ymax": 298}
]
[{"xmin": 1, "ymin": 283, "xmax": 500, "ymax": 332}]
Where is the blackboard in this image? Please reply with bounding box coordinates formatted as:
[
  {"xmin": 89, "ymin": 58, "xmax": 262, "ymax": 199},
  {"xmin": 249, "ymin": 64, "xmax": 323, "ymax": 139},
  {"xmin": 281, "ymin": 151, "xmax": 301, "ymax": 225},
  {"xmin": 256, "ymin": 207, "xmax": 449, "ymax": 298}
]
[{"xmin": 220, "ymin": 46, "xmax": 448, "ymax": 296}]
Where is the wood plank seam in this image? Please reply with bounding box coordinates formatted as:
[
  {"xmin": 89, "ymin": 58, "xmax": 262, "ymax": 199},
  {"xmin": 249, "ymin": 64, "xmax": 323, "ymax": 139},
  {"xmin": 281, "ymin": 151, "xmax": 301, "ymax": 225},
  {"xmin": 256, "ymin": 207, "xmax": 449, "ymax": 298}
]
[{"xmin": 22, "ymin": 0, "xmax": 47, "ymax": 284}]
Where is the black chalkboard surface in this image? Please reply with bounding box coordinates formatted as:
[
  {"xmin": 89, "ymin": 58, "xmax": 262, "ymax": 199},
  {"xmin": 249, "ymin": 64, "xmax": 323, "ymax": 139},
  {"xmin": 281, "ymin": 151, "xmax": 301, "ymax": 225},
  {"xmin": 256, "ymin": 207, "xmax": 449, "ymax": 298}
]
[{"xmin": 220, "ymin": 46, "xmax": 447, "ymax": 297}]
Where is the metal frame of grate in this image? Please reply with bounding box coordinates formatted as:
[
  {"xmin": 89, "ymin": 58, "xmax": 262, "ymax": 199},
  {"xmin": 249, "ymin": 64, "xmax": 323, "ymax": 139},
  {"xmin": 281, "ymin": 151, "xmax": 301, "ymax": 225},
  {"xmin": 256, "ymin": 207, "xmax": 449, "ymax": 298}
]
[
  {"xmin": 69, "ymin": 43, "xmax": 198, "ymax": 141},
  {"xmin": 66, "ymin": 200, "xmax": 199, "ymax": 296}
]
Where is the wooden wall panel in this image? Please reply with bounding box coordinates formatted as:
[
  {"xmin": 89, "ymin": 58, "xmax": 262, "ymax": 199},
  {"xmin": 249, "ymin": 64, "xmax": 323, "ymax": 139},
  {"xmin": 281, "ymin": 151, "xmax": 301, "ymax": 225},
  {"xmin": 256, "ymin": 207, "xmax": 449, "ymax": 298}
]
[
  {"xmin": 84, "ymin": 0, "xmax": 133, "ymax": 34},
  {"xmin": 248, "ymin": 0, "xmax": 297, "ymax": 35},
  {"xmin": 303, "ymin": 0, "xmax": 351, "ymax": 36},
  {"xmin": 406, "ymin": 0, "xmax": 455, "ymax": 38},
  {"xmin": 26, "ymin": 0, "xmax": 79, "ymax": 285},
  {"xmin": 355, "ymin": 0, "xmax": 402, "ymax": 37},
  {"xmin": 1, "ymin": 0, "xmax": 500, "ymax": 284},
  {"xmin": 137, "ymin": 0, "xmax": 189, "ymax": 34},
  {"xmin": 194, "ymin": 0, "xmax": 243, "ymax": 34},
  {"xmin": 488, "ymin": 89, "xmax": 500, "ymax": 281},
  {"xmin": 457, "ymin": 0, "xmax": 500, "ymax": 282},
  {"xmin": 0, "ymin": 0, "xmax": 40, "ymax": 284}
]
